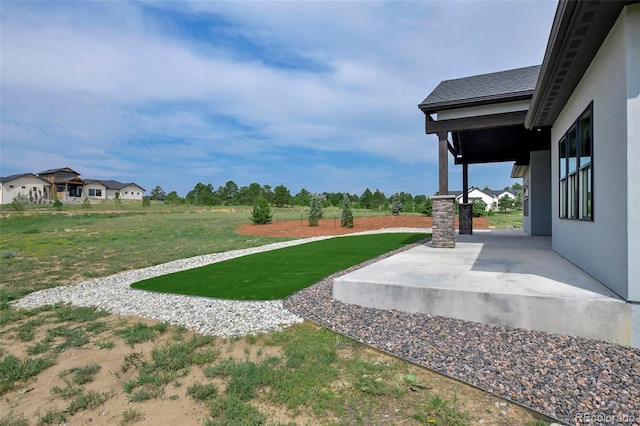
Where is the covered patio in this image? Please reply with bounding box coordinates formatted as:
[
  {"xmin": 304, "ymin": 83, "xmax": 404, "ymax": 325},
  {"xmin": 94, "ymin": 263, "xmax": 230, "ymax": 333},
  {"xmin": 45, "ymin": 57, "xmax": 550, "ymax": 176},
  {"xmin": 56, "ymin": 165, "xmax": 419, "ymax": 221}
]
[{"xmin": 417, "ymin": 65, "xmax": 551, "ymax": 245}]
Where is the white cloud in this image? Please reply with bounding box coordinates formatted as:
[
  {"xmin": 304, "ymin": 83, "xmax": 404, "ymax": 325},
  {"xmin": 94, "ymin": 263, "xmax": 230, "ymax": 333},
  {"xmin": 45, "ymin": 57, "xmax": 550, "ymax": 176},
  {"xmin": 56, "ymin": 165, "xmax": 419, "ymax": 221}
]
[{"xmin": 1, "ymin": 0, "xmax": 557, "ymax": 196}]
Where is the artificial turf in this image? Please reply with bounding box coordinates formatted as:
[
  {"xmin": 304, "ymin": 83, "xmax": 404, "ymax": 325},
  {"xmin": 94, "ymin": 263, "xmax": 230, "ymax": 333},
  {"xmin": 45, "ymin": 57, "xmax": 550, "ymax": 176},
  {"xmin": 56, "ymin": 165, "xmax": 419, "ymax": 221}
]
[{"xmin": 131, "ymin": 233, "xmax": 428, "ymax": 300}]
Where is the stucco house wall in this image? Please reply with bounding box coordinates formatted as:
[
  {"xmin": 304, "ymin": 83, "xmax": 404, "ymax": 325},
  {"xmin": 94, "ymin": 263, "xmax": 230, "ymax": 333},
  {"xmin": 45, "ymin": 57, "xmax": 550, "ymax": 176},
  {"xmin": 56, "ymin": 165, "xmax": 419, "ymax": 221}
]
[
  {"xmin": 523, "ymin": 150, "xmax": 551, "ymax": 236},
  {"xmin": 551, "ymin": 4, "xmax": 639, "ymax": 302},
  {"xmin": 118, "ymin": 184, "xmax": 144, "ymax": 200},
  {"xmin": 0, "ymin": 175, "xmax": 51, "ymax": 205},
  {"xmin": 85, "ymin": 182, "xmax": 108, "ymax": 200}
]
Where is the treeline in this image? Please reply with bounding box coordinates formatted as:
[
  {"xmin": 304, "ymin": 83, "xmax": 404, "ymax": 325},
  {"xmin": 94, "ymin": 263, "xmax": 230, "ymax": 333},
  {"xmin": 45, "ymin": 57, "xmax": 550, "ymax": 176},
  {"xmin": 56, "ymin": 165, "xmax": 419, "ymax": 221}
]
[{"xmin": 149, "ymin": 181, "xmax": 432, "ymax": 213}]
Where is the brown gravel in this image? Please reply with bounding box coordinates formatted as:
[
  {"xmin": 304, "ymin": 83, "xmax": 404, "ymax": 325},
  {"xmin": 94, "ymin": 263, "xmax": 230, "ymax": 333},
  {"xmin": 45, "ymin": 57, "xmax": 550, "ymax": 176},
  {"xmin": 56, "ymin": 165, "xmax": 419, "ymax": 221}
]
[{"xmin": 236, "ymin": 214, "xmax": 489, "ymax": 238}]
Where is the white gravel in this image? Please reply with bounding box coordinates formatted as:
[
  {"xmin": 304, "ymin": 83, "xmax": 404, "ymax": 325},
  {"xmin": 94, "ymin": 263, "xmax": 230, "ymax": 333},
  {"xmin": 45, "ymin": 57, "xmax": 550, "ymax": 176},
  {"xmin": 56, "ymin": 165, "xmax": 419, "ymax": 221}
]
[{"xmin": 12, "ymin": 228, "xmax": 428, "ymax": 337}]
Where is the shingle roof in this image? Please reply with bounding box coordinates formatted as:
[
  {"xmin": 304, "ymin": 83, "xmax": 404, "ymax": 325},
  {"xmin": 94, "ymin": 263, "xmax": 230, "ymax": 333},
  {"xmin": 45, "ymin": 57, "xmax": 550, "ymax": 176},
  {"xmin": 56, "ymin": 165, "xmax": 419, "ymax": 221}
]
[
  {"xmin": 0, "ymin": 173, "xmax": 51, "ymax": 184},
  {"xmin": 419, "ymin": 65, "xmax": 541, "ymax": 113},
  {"xmin": 86, "ymin": 179, "xmax": 128, "ymax": 190},
  {"xmin": 39, "ymin": 167, "xmax": 79, "ymax": 175},
  {"xmin": 86, "ymin": 179, "xmax": 144, "ymax": 191}
]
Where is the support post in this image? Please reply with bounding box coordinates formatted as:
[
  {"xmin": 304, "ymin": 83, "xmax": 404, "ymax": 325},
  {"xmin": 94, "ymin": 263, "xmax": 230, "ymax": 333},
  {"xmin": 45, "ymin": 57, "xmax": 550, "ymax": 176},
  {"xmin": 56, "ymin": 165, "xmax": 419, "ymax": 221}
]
[
  {"xmin": 432, "ymin": 195, "xmax": 456, "ymax": 248},
  {"xmin": 459, "ymin": 162, "xmax": 473, "ymax": 234},
  {"xmin": 438, "ymin": 132, "xmax": 449, "ymax": 195},
  {"xmin": 432, "ymin": 131, "xmax": 455, "ymax": 247},
  {"xmin": 462, "ymin": 163, "xmax": 469, "ymax": 204}
]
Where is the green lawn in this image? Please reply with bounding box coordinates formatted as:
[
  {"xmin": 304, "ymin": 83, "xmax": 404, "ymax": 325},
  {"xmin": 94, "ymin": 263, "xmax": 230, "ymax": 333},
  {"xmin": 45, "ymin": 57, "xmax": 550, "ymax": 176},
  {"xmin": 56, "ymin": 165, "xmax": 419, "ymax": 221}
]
[
  {"xmin": 486, "ymin": 210, "xmax": 524, "ymax": 229},
  {"xmin": 132, "ymin": 233, "xmax": 427, "ymax": 300}
]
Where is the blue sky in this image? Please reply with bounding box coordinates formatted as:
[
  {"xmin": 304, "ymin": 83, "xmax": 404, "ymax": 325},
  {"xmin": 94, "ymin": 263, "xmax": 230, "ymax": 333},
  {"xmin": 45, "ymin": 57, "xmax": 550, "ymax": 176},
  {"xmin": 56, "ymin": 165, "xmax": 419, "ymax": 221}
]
[{"xmin": 1, "ymin": 1, "xmax": 557, "ymax": 198}]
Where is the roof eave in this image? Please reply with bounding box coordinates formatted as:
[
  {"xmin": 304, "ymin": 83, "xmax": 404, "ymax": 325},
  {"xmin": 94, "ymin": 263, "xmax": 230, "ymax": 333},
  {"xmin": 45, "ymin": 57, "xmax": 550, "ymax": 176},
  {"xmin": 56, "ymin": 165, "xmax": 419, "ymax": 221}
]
[
  {"xmin": 525, "ymin": 1, "xmax": 638, "ymax": 129},
  {"xmin": 420, "ymin": 91, "xmax": 534, "ymax": 115}
]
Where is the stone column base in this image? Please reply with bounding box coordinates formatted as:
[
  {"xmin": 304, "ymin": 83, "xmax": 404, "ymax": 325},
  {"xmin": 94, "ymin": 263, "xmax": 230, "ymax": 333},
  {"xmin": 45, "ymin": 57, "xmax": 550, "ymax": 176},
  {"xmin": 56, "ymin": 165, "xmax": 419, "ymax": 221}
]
[
  {"xmin": 459, "ymin": 203, "xmax": 473, "ymax": 235},
  {"xmin": 432, "ymin": 195, "xmax": 456, "ymax": 248}
]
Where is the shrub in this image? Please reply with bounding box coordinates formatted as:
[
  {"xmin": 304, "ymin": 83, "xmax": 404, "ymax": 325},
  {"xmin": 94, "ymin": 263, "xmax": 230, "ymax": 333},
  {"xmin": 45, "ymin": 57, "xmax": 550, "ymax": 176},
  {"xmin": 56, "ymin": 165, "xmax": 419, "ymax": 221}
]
[
  {"xmin": 53, "ymin": 199, "xmax": 63, "ymax": 211},
  {"xmin": 472, "ymin": 199, "xmax": 487, "ymax": 217},
  {"xmin": 340, "ymin": 194, "xmax": 354, "ymax": 228},
  {"xmin": 9, "ymin": 194, "xmax": 28, "ymax": 211},
  {"xmin": 390, "ymin": 195, "xmax": 403, "ymax": 216},
  {"xmin": 81, "ymin": 197, "xmax": 91, "ymax": 209},
  {"xmin": 250, "ymin": 196, "xmax": 272, "ymax": 224},
  {"xmin": 142, "ymin": 197, "xmax": 151, "ymax": 207},
  {"xmin": 308, "ymin": 195, "xmax": 324, "ymax": 227}
]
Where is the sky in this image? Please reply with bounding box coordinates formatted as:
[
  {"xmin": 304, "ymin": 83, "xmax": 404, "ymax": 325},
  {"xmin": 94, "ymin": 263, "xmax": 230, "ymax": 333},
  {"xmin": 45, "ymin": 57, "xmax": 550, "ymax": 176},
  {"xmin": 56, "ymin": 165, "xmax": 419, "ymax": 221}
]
[{"xmin": 1, "ymin": 1, "xmax": 557, "ymax": 198}]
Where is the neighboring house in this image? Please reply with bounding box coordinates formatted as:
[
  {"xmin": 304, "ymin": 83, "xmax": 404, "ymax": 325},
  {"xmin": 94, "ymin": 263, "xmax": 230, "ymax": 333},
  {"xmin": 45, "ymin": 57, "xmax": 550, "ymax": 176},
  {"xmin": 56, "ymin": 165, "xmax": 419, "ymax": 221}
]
[
  {"xmin": 85, "ymin": 179, "xmax": 145, "ymax": 201},
  {"xmin": 0, "ymin": 173, "xmax": 51, "ymax": 205},
  {"xmin": 1, "ymin": 167, "xmax": 145, "ymax": 203},
  {"xmin": 449, "ymin": 187, "xmax": 516, "ymax": 210},
  {"xmin": 420, "ymin": 1, "xmax": 640, "ymax": 346},
  {"xmin": 38, "ymin": 167, "xmax": 86, "ymax": 200}
]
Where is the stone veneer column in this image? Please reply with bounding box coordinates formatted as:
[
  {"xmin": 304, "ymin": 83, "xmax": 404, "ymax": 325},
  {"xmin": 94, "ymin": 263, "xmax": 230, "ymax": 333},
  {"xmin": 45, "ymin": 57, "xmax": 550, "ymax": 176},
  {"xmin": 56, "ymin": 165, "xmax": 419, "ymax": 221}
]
[
  {"xmin": 432, "ymin": 195, "xmax": 456, "ymax": 248},
  {"xmin": 459, "ymin": 203, "xmax": 473, "ymax": 235}
]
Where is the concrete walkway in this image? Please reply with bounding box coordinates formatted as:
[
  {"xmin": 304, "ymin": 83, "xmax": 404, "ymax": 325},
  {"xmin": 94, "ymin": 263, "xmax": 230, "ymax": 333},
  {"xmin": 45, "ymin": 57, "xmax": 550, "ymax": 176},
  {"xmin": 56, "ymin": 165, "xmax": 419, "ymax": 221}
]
[{"xmin": 334, "ymin": 230, "xmax": 632, "ymax": 345}]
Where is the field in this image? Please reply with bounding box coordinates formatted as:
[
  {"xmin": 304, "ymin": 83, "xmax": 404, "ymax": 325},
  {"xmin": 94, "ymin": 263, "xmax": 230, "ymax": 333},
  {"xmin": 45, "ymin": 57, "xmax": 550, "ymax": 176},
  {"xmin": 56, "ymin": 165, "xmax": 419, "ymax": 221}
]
[{"xmin": 0, "ymin": 202, "xmax": 536, "ymax": 425}]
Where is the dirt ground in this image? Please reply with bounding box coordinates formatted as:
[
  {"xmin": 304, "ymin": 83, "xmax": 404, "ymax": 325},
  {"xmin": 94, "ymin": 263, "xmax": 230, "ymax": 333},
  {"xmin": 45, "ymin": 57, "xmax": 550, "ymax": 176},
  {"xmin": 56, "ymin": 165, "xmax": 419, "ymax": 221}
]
[
  {"xmin": 236, "ymin": 215, "xmax": 489, "ymax": 238},
  {"xmin": 2, "ymin": 216, "xmax": 546, "ymax": 426}
]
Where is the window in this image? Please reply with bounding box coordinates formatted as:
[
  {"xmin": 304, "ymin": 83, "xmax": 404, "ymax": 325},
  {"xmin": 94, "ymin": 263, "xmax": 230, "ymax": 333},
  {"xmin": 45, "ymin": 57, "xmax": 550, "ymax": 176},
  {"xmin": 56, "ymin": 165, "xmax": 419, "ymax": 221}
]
[
  {"xmin": 88, "ymin": 189, "xmax": 102, "ymax": 197},
  {"xmin": 559, "ymin": 103, "xmax": 593, "ymax": 220}
]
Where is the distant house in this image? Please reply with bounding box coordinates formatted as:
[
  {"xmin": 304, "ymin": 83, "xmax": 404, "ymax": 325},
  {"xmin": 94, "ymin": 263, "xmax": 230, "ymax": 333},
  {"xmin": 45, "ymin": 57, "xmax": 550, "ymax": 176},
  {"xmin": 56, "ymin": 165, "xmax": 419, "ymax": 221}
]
[
  {"xmin": 0, "ymin": 166, "xmax": 145, "ymax": 204},
  {"xmin": 0, "ymin": 173, "xmax": 52, "ymax": 204},
  {"xmin": 449, "ymin": 187, "xmax": 516, "ymax": 211},
  {"xmin": 38, "ymin": 167, "xmax": 86, "ymax": 200},
  {"xmin": 85, "ymin": 179, "xmax": 145, "ymax": 201}
]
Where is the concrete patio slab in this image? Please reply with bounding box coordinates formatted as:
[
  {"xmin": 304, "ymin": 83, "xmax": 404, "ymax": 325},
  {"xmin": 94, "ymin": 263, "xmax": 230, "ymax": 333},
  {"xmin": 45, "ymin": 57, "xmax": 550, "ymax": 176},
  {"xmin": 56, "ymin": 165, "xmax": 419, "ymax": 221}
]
[{"xmin": 333, "ymin": 230, "xmax": 632, "ymax": 345}]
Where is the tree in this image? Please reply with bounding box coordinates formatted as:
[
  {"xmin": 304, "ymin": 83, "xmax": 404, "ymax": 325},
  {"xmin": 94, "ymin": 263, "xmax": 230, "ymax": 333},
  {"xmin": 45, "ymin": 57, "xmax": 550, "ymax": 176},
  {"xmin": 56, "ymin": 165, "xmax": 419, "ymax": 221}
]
[
  {"xmin": 294, "ymin": 188, "xmax": 312, "ymax": 207},
  {"xmin": 397, "ymin": 192, "xmax": 414, "ymax": 212},
  {"xmin": 308, "ymin": 194, "xmax": 324, "ymax": 226},
  {"xmin": 511, "ymin": 182, "xmax": 523, "ymax": 190},
  {"xmin": 251, "ymin": 195, "xmax": 273, "ymax": 224},
  {"xmin": 262, "ymin": 185, "xmax": 273, "ymax": 204},
  {"xmin": 472, "ymin": 199, "xmax": 487, "ymax": 217},
  {"xmin": 360, "ymin": 188, "xmax": 373, "ymax": 209},
  {"xmin": 164, "ymin": 191, "xmax": 182, "ymax": 205},
  {"xmin": 273, "ymin": 185, "xmax": 291, "ymax": 207},
  {"xmin": 372, "ymin": 189, "xmax": 386, "ymax": 210},
  {"xmin": 340, "ymin": 193, "xmax": 354, "ymax": 228},
  {"xmin": 150, "ymin": 185, "xmax": 166, "ymax": 201},
  {"xmin": 218, "ymin": 180, "xmax": 238, "ymax": 205},
  {"xmin": 498, "ymin": 195, "xmax": 514, "ymax": 212},
  {"xmin": 513, "ymin": 192, "xmax": 523, "ymax": 210},
  {"xmin": 186, "ymin": 183, "xmax": 219, "ymax": 206}
]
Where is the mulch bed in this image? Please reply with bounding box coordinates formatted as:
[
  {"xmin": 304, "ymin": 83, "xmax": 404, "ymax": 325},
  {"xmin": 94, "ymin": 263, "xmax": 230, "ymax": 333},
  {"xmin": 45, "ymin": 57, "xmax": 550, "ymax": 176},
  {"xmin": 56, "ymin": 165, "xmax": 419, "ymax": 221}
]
[{"xmin": 236, "ymin": 215, "xmax": 489, "ymax": 238}]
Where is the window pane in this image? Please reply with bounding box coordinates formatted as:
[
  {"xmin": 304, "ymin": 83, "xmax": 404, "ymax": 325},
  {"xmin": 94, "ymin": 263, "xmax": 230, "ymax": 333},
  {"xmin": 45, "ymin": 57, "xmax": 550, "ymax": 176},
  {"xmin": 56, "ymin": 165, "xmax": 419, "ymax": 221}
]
[
  {"xmin": 559, "ymin": 138, "xmax": 567, "ymax": 178},
  {"xmin": 560, "ymin": 178, "xmax": 567, "ymax": 218},
  {"xmin": 579, "ymin": 110, "xmax": 591, "ymax": 166},
  {"xmin": 568, "ymin": 126, "xmax": 577, "ymax": 174},
  {"xmin": 581, "ymin": 167, "xmax": 592, "ymax": 219},
  {"xmin": 569, "ymin": 174, "xmax": 578, "ymax": 218}
]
